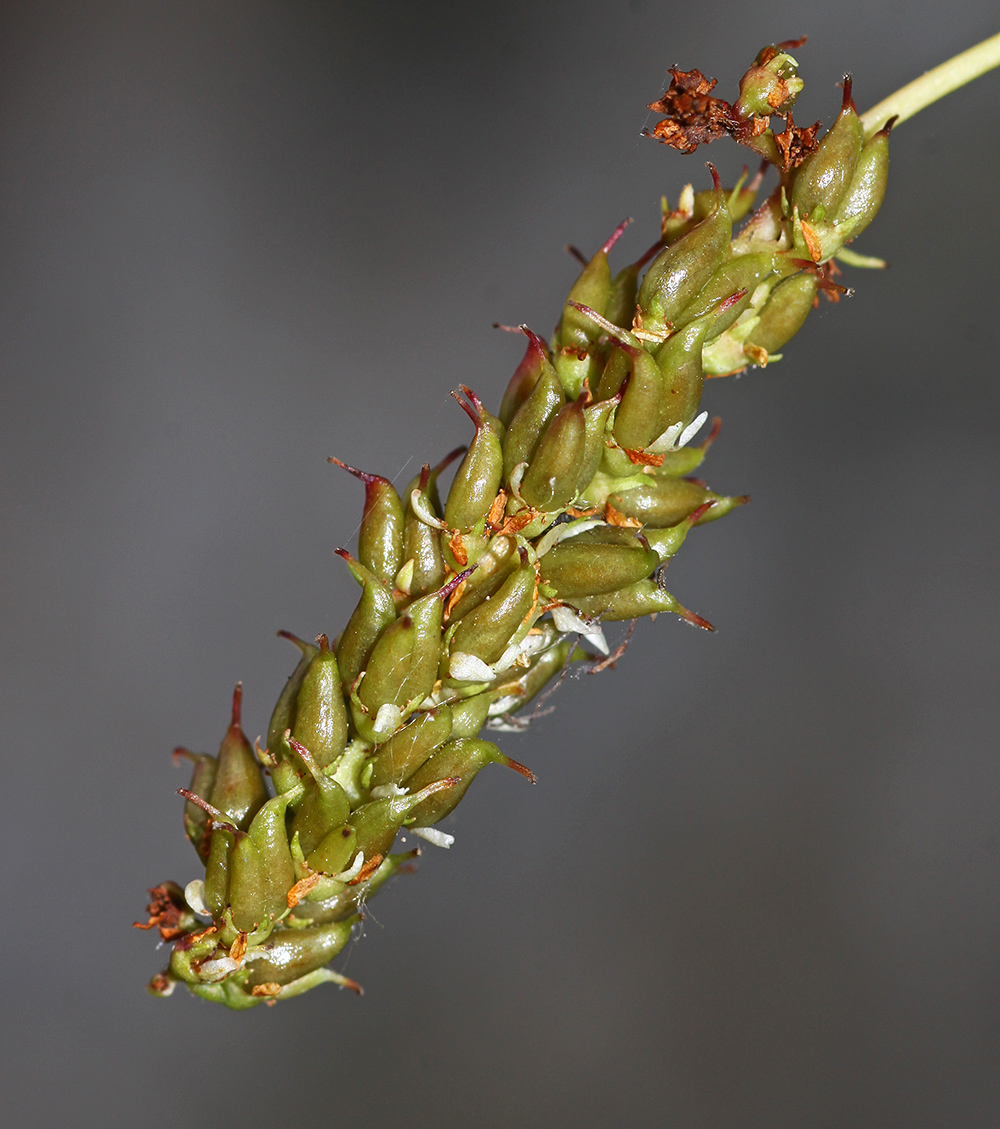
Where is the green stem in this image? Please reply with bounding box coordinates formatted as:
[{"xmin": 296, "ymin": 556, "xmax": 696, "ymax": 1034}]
[{"xmin": 860, "ymin": 30, "xmax": 1000, "ymax": 138}]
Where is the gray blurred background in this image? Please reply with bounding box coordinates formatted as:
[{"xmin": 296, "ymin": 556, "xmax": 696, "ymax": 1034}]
[{"xmin": 2, "ymin": 2, "xmax": 999, "ymax": 1125}]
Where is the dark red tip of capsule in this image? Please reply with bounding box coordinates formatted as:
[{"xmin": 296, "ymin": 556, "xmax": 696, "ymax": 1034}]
[
  {"xmin": 776, "ymin": 35, "xmax": 807, "ymax": 50},
  {"xmin": 327, "ymin": 456, "xmax": 379, "ymax": 485},
  {"xmin": 841, "ymin": 74, "xmax": 856, "ymax": 115},
  {"xmin": 177, "ymin": 788, "xmax": 238, "ymax": 832},
  {"xmin": 316, "ymin": 633, "xmax": 332, "ymax": 653},
  {"xmin": 438, "ymin": 565, "xmax": 477, "ymax": 601},
  {"xmin": 680, "ymin": 609, "xmax": 716, "ymax": 632},
  {"xmin": 231, "ymin": 684, "xmax": 243, "ymax": 729},
  {"xmin": 706, "ymin": 162, "xmax": 722, "ymax": 192},
  {"xmin": 172, "ymin": 746, "xmax": 197, "ymax": 767},
  {"xmin": 286, "ymin": 735, "xmax": 319, "ymax": 775},
  {"xmin": 501, "ymin": 753, "xmax": 538, "ymax": 784},
  {"xmin": 334, "ymin": 547, "xmax": 359, "ymax": 566},
  {"xmin": 687, "ymin": 501, "xmax": 716, "ymax": 525},
  {"xmin": 451, "ymin": 388, "xmax": 483, "ymax": 430},
  {"xmin": 719, "ymin": 287, "xmax": 748, "ymax": 312},
  {"xmin": 877, "ymin": 114, "xmax": 898, "ymax": 136},
  {"xmin": 599, "ymin": 217, "xmax": 633, "ymax": 256},
  {"xmin": 565, "ymin": 244, "xmax": 589, "ymax": 267},
  {"xmin": 700, "ymin": 416, "xmax": 722, "ymax": 450}
]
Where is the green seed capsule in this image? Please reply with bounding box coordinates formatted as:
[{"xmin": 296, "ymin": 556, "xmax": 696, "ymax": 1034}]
[
  {"xmin": 556, "ymin": 218, "xmax": 629, "ymax": 351},
  {"xmin": 265, "ymin": 631, "xmax": 319, "ymax": 792},
  {"xmin": 502, "ymin": 365, "xmax": 566, "ymax": 481},
  {"xmin": 572, "ymin": 396, "xmax": 618, "ymax": 495},
  {"xmin": 573, "ymin": 578, "xmax": 714, "ymax": 625},
  {"xmin": 791, "ymin": 77, "xmax": 865, "ymax": 220},
  {"xmin": 349, "ymin": 778, "xmax": 457, "ymax": 859},
  {"xmin": 334, "ymin": 550, "xmax": 397, "ymax": 690},
  {"xmin": 539, "ymin": 526, "xmax": 660, "ymax": 598},
  {"xmin": 356, "ymin": 572, "xmax": 469, "ymax": 726},
  {"xmin": 286, "ymin": 735, "xmax": 351, "ymax": 855},
  {"xmin": 742, "ymin": 272, "xmax": 818, "ymax": 361},
  {"xmin": 498, "ymin": 327, "xmax": 556, "ymax": 428},
  {"xmin": 403, "ymin": 449, "xmax": 464, "ymax": 597},
  {"xmin": 673, "ymin": 251, "xmax": 792, "ymax": 342},
  {"xmin": 244, "ymin": 918, "xmax": 358, "ymax": 987},
  {"xmin": 448, "ymin": 692, "xmax": 493, "ymax": 738},
  {"xmin": 831, "ymin": 118, "xmax": 892, "ymax": 238},
  {"xmin": 405, "ymin": 737, "xmax": 536, "ymax": 827},
  {"xmin": 605, "ymin": 346, "xmax": 666, "ymax": 452},
  {"xmin": 654, "ymin": 310, "xmax": 714, "ymax": 432},
  {"xmin": 208, "ymin": 685, "xmax": 268, "ymax": 830},
  {"xmin": 520, "ymin": 392, "xmax": 588, "ymax": 510},
  {"xmin": 328, "ymin": 457, "xmax": 405, "ymax": 586},
  {"xmin": 246, "ymin": 792, "xmax": 296, "ymax": 923},
  {"xmin": 306, "ymin": 824, "xmax": 358, "ymax": 876},
  {"xmin": 203, "ymin": 827, "xmax": 234, "ymax": 921},
  {"xmin": 367, "ymin": 706, "xmax": 454, "ymax": 788},
  {"xmin": 445, "ymin": 536, "xmax": 518, "ymax": 620},
  {"xmin": 608, "ymin": 478, "xmax": 748, "ymax": 528},
  {"xmin": 450, "ymin": 555, "xmax": 537, "ymax": 665},
  {"xmin": 289, "ymin": 635, "xmax": 349, "ymax": 771},
  {"xmin": 445, "ymin": 389, "xmax": 504, "ymax": 530},
  {"xmin": 174, "ymin": 748, "xmax": 217, "ymax": 863},
  {"xmin": 637, "ymin": 165, "xmax": 732, "ymax": 336},
  {"xmin": 228, "ymin": 830, "xmax": 269, "ymax": 933}
]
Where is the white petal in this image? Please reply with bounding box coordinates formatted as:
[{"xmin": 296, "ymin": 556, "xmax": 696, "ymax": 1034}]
[
  {"xmin": 647, "ymin": 421, "xmax": 684, "ymax": 454},
  {"xmin": 336, "ymin": 851, "xmax": 365, "ymax": 882},
  {"xmin": 370, "ymin": 783, "xmax": 408, "ymax": 799},
  {"xmin": 534, "ymin": 517, "xmax": 603, "ymax": 558},
  {"xmin": 409, "ymin": 488, "xmax": 446, "ymax": 529},
  {"xmin": 676, "ymin": 410, "xmax": 709, "ymax": 448},
  {"xmin": 198, "ymin": 957, "xmax": 240, "ymax": 982},
  {"xmin": 373, "ymin": 703, "xmax": 402, "ymax": 738},
  {"xmin": 508, "ymin": 461, "xmax": 529, "ymax": 498},
  {"xmin": 449, "ymin": 651, "xmax": 496, "ymax": 682},
  {"xmin": 549, "ymin": 604, "xmax": 609, "ymax": 655},
  {"xmin": 411, "ymin": 827, "xmax": 455, "ymax": 849},
  {"xmin": 486, "ymin": 695, "xmax": 522, "ymax": 717},
  {"xmin": 184, "ymin": 879, "xmax": 209, "ymax": 917}
]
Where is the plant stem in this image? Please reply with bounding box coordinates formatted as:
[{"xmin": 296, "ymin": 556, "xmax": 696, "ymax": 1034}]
[{"xmin": 860, "ymin": 30, "xmax": 1000, "ymax": 138}]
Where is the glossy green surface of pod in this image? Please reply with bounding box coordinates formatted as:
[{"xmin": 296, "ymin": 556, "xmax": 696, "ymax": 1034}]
[
  {"xmin": 208, "ymin": 686, "xmax": 268, "ymax": 831},
  {"xmin": 520, "ymin": 393, "xmax": 588, "ymax": 510},
  {"xmin": 445, "ymin": 390, "xmax": 504, "ymax": 530},
  {"xmin": 334, "ymin": 551, "xmax": 397, "ymax": 689},
  {"xmin": 637, "ymin": 170, "xmax": 732, "ymax": 335},
  {"xmin": 291, "ymin": 636, "xmax": 349, "ymax": 770},
  {"xmin": 244, "ymin": 919, "xmax": 357, "ymax": 987},
  {"xmin": 368, "ymin": 707, "xmax": 454, "ymax": 788},
  {"xmin": 539, "ymin": 526, "xmax": 660, "ymax": 597},
  {"xmin": 329, "ymin": 458, "xmax": 405, "ymax": 586},
  {"xmin": 450, "ymin": 559, "xmax": 536, "ymax": 665},
  {"xmin": 502, "ymin": 367, "xmax": 566, "ymax": 481},
  {"xmin": 791, "ymin": 80, "xmax": 865, "ymax": 220}
]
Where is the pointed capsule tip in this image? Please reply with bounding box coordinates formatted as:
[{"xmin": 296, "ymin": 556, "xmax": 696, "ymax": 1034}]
[
  {"xmin": 565, "ymin": 244, "xmax": 589, "ymax": 266},
  {"xmin": 231, "ymin": 684, "xmax": 243, "ymax": 728},
  {"xmin": 451, "ymin": 388, "xmax": 483, "ymax": 430},
  {"xmin": 599, "ymin": 217, "xmax": 633, "ymax": 256},
  {"xmin": 706, "ymin": 162, "xmax": 722, "ymax": 192},
  {"xmin": 316, "ymin": 633, "xmax": 332, "ymax": 653},
  {"xmin": 841, "ymin": 73, "xmax": 855, "ymax": 114}
]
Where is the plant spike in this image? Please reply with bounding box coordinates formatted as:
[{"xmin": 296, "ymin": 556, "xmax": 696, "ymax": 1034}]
[{"xmin": 139, "ymin": 36, "xmax": 1000, "ymax": 1007}]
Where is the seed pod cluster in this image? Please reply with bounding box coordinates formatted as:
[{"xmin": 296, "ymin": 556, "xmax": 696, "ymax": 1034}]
[{"xmin": 140, "ymin": 43, "xmax": 891, "ymax": 1006}]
